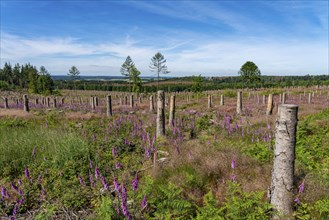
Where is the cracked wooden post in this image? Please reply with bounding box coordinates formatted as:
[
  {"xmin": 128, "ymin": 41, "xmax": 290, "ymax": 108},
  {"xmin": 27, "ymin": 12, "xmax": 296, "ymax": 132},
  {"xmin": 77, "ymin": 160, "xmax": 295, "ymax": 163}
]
[
  {"xmin": 90, "ymin": 96, "xmax": 95, "ymax": 110},
  {"xmin": 124, "ymin": 96, "xmax": 128, "ymax": 105},
  {"xmin": 46, "ymin": 97, "xmax": 50, "ymax": 108},
  {"xmin": 308, "ymin": 93, "xmax": 312, "ymax": 104},
  {"xmin": 266, "ymin": 94, "xmax": 274, "ymax": 116},
  {"xmin": 156, "ymin": 90, "xmax": 165, "ymax": 137},
  {"xmin": 23, "ymin": 94, "xmax": 29, "ymax": 112},
  {"xmin": 220, "ymin": 94, "xmax": 224, "ymax": 106},
  {"xmin": 106, "ymin": 95, "xmax": 112, "ymax": 117},
  {"xmin": 169, "ymin": 95, "xmax": 176, "ymax": 127},
  {"xmin": 149, "ymin": 95, "xmax": 155, "ymax": 112},
  {"xmin": 282, "ymin": 93, "xmax": 286, "ymax": 104},
  {"xmin": 4, "ymin": 97, "xmax": 9, "ymax": 109},
  {"xmin": 262, "ymin": 95, "xmax": 266, "ymax": 105},
  {"xmin": 94, "ymin": 96, "xmax": 99, "ymax": 107},
  {"xmin": 207, "ymin": 94, "xmax": 212, "ymax": 108},
  {"xmin": 270, "ymin": 104, "xmax": 298, "ymax": 218},
  {"xmin": 236, "ymin": 91, "xmax": 242, "ymax": 115},
  {"xmin": 53, "ymin": 97, "xmax": 57, "ymax": 108},
  {"xmin": 130, "ymin": 95, "xmax": 134, "ymax": 108}
]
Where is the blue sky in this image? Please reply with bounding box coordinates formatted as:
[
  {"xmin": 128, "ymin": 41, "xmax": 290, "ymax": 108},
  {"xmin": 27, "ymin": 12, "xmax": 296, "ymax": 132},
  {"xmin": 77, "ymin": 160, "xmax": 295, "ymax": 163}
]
[{"xmin": 1, "ymin": 0, "xmax": 328, "ymax": 76}]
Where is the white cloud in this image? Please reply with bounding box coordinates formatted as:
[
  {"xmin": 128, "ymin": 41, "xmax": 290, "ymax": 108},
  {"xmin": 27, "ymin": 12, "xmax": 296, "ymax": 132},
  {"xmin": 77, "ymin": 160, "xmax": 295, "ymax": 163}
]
[{"xmin": 1, "ymin": 32, "xmax": 328, "ymax": 76}]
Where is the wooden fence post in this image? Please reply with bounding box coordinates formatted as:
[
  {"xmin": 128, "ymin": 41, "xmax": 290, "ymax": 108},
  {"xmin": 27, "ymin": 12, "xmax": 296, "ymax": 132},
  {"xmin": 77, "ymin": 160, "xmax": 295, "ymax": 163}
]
[
  {"xmin": 266, "ymin": 94, "xmax": 274, "ymax": 115},
  {"xmin": 23, "ymin": 94, "xmax": 29, "ymax": 112},
  {"xmin": 236, "ymin": 91, "xmax": 242, "ymax": 114},
  {"xmin": 149, "ymin": 95, "xmax": 155, "ymax": 112},
  {"xmin": 106, "ymin": 95, "xmax": 112, "ymax": 117},
  {"xmin": 220, "ymin": 94, "xmax": 224, "ymax": 106},
  {"xmin": 156, "ymin": 90, "xmax": 165, "ymax": 137},
  {"xmin": 169, "ymin": 95, "xmax": 176, "ymax": 127}
]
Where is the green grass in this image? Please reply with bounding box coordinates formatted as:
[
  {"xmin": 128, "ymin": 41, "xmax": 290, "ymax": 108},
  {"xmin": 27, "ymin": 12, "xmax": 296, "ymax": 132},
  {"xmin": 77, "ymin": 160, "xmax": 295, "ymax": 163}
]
[{"xmin": 0, "ymin": 120, "xmax": 89, "ymax": 178}]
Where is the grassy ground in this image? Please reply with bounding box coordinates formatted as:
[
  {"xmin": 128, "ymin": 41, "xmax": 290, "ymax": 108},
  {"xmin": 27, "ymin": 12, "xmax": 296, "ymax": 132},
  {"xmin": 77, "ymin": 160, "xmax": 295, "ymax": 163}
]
[{"xmin": 0, "ymin": 87, "xmax": 328, "ymax": 219}]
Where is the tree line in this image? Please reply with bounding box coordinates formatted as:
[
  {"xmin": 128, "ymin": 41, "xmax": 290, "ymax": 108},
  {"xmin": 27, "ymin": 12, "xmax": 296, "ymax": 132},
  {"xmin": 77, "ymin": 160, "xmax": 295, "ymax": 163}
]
[{"xmin": 0, "ymin": 62, "xmax": 55, "ymax": 94}]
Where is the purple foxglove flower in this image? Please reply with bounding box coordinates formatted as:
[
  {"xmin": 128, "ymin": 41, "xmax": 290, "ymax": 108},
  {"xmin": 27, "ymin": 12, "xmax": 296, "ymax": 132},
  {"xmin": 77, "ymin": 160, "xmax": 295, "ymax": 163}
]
[
  {"xmin": 18, "ymin": 189, "xmax": 23, "ymax": 196},
  {"xmin": 17, "ymin": 179, "xmax": 22, "ymax": 185},
  {"xmin": 113, "ymin": 178, "xmax": 120, "ymax": 193},
  {"xmin": 141, "ymin": 195, "xmax": 147, "ymax": 209},
  {"xmin": 12, "ymin": 204, "xmax": 18, "ymax": 216},
  {"xmin": 231, "ymin": 159, "xmax": 236, "ymax": 169},
  {"xmin": 24, "ymin": 167, "xmax": 30, "ymax": 178},
  {"xmin": 115, "ymin": 162, "xmax": 123, "ymax": 169},
  {"xmin": 1, "ymin": 186, "xmax": 8, "ymax": 198},
  {"xmin": 101, "ymin": 176, "xmax": 108, "ymax": 191},
  {"xmin": 112, "ymin": 147, "xmax": 117, "ymax": 157},
  {"xmin": 89, "ymin": 174, "xmax": 94, "ymax": 188},
  {"xmin": 11, "ymin": 183, "xmax": 18, "ymax": 191},
  {"xmin": 89, "ymin": 160, "xmax": 93, "ymax": 169},
  {"xmin": 298, "ymin": 181, "xmax": 305, "ymax": 193},
  {"xmin": 95, "ymin": 166, "xmax": 100, "ymax": 179},
  {"xmin": 132, "ymin": 174, "xmax": 139, "ymax": 191},
  {"xmin": 294, "ymin": 197, "xmax": 301, "ymax": 204},
  {"xmin": 78, "ymin": 175, "xmax": 84, "ymax": 186},
  {"xmin": 267, "ymin": 123, "xmax": 271, "ymax": 130}
]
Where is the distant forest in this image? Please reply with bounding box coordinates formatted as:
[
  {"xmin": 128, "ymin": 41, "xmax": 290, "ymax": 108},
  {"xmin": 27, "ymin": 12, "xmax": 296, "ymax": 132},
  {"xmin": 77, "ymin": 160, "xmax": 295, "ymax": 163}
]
[
  {"xmin": 1, "ymin": 62, "xmax": 328, "ymax": 93},
  {"xmin": 54, "ymin": 75, "xmax": 329, "ymax": 93}
]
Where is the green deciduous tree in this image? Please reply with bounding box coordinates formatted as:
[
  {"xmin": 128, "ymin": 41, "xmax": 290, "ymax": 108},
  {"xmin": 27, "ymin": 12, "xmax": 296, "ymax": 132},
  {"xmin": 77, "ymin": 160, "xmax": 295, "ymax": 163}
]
[
  {"xmin": 120, "ymin": 56, "xmax": 134, "ymax": 92},
  {"xmin": 191, "ymin": 75, "xmax": 204, "ymax": 93},
  {"xmin": 238, "ymin": 61, "xmax": 261, "ymax": 88},
  {"xmin": 129, "ymin": 64, "xmax": 142, "ymax": 93},
  {"xmin": 149, "ymin": 52, "xmax": 169, "ymax": 90}
]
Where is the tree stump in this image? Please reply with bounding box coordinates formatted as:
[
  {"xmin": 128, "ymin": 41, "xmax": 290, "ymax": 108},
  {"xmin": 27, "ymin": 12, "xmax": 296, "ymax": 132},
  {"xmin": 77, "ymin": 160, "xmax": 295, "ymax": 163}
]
[
  {"xmin": 156, "ymin": 91, "xmax": 165, "ymax": 137},
  {"xmin": 236, "ymin": 91, "xmax": 242, "ymax": 115},
  {"xmin": 169, "ymin": 95, "xmax": 176, "ymax": 127},
  {"xmin": 270, "ymin": 104, "xmax": 298, "ymax": 218},
  {"xmin": 106, "ymin": 95, "xmax": 112, "ymax": 117}
]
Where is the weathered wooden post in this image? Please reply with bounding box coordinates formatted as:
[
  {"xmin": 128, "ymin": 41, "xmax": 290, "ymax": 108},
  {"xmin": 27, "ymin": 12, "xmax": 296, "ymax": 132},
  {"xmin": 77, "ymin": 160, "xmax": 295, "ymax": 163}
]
[
  {"xmin": 282, "ymin": 93, "xmax": 286, "ymax": 104},
  {"xmin": 169, "ymin": 95, "xmax": 176, "ymax": 127},
  {"xmin": 266, "ymin": 94, "xmax": 274, "ymax": 115},
  {"xmin": 220, "ymin": 94, "xmax": 224, "ymax": 106},
  {"xmin": 262, "ymin": 95, "xmax": 266, "ymax": 104},
  {"xmin": 207, "ymin": 94, "xmax": 212, "ymax": 108},
  {"xmin": 23, "ymin": 94, "xmax": 29, "ymax": 112},
  {"xmin": 270, "ymin": 104, "xmax": 298, "ymax": 218},
  {"xmin": 35, "ymin": 98, "xmax": 39, "ymax": 105},
  {"xmin": 53, "ymin": 97, "xmax": 57, "ymax": 108},
  {"xmin": 90, "ymin": 96, "xmax": 95, "ymax": 110},
  {"xmin": 149, "ymin": 95, "xmax": 155, "ymax": 112},
  {"xmin": 106, "ymin": 95, "xmax": 112, "ymax": 117},
  {"xmin": 124, "ymin": 96, "xmax": 128, "ymax": 105},
  {"xmin": 46, "ymin": 97, "xmax": 50, "ymax": 108},
  {"xmin": 94, "ymin": 96, "xmax": 99, "ymax": 107},
  {"xmin": 130, "ymin": 95, "xmax": 134, "ymax": 108},
  {"xmin": 308, "ymin": 93, "xmax": 312, "ymax": 104},
  {"xmin": 156, "ymin": 90, "xmax": 165, "ymax": 137},
  {"xmin": 61, "ymin": 97, "xmax": 65, "ymax": 105},
  {"xmin": 4, "ymin": 97, "xmax": 9, "ymax": 109},
  {"xmin": 236, "ymin": 91, "xmax": 242, "ymax": 115}
]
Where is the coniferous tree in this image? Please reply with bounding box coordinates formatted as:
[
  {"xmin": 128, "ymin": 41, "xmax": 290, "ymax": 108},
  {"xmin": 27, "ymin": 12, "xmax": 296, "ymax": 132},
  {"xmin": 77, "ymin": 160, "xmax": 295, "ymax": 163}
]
[{"xmin": 149, "ymin": 52, "xmax": 169, "ymax": 90}]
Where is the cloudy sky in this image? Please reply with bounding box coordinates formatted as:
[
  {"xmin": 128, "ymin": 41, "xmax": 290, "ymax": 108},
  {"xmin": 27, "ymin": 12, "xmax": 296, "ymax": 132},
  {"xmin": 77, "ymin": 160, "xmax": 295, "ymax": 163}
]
[{"xmin": 1, "ymin": 0, "xmax": 328, "ymax": 76}]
